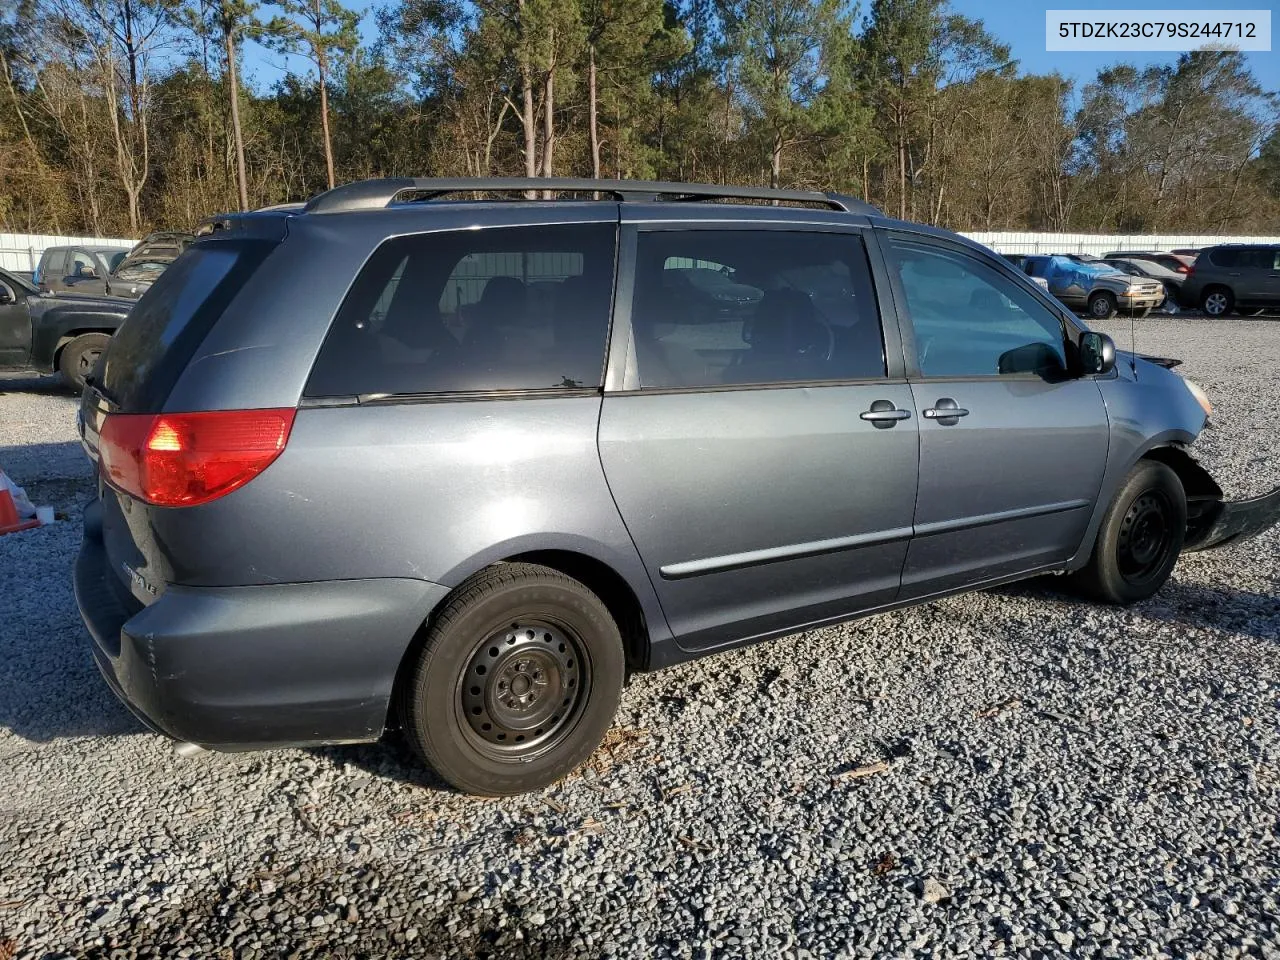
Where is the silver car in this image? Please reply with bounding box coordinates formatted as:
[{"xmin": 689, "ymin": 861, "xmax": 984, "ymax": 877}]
[{"xmin": 74, "ymin": 178, "xmax": 1280, "ymax": 796}]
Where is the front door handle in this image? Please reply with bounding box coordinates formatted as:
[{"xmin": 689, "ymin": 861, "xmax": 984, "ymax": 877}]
[
  {"xmin": 922, "ymin": 398, "xmax": 969, "ymax": 424},
  {"xmin": 860, "ymin": 399, "xmax": 912, "ymax": 428}
]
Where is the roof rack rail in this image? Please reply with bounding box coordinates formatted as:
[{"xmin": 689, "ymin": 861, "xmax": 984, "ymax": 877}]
[{"xmin": 302, "ymin": 177, "xmax": 879, "ymax": 216}]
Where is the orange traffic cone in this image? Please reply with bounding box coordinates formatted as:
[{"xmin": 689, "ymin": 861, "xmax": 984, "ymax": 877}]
[{"xmin": 0, "ymin": 489, "xmax": 40, "ymax": 535}]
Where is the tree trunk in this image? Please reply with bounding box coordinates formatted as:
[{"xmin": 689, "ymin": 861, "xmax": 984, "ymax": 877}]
[
  {"xmin": 315, "ymin": 4, "xmax": 336, "ymax": 191},
  {"xmin": 588, "ymin": 44, "xmax": 600, "ymax": 180},
  {"xmin": 540, "ymin": 44, "xmax": 556, "ymax": 182},
  {"xmin": 516, "ymin": 0, "xmax": 537, "ymax": 185},
  {"xmin": 316, "ymin": 49, "xmax": 332, "ymax": 189},
  {"xmin": 770, "ymin": 129, "xmax": 783, "ymax": 189},
  {"xmin": 223, "ymin": 15, "xmax": 249, "ymax": 210}
]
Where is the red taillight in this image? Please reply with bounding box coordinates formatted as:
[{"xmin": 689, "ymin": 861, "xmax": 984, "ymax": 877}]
[
  {"xmin": 1175, "ymin": 264, "xmax": 1190, "ymax": 274},
  {"xmin": 99, "ymin": 409, "xmax": 296, "ymax": 507}
]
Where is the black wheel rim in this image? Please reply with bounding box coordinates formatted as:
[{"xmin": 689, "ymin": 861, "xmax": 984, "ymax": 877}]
[
  {"xmin": 457, "ymin": 619, "xmax": 589, "ymax": 760},
  {"xmin": 1116, "ymin": 491, "xmax": 1175, "ymax": 586}
]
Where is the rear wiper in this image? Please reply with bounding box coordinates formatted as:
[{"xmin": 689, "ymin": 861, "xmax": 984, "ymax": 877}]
[{"xmin": 83, "ymin": 373, "xmax": 121, "ymax": 406}]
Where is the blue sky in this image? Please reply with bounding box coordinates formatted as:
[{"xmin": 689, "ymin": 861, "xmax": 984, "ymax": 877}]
[{"xmin": 242, "ymin": 0, "xmax": 1280, "ymax": 95}]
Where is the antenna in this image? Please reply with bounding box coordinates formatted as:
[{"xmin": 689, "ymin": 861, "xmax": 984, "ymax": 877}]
[{"xmin": 1129, "ymin": 309, "xmax": 1138, "ymax": 377}]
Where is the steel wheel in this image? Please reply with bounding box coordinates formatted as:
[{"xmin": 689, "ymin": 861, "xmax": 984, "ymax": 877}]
[
  {"xmin": 457, "ymin": 619, "xmax": 588, "ymax": 760},
  {"xmin": 1116, "ymin": 490, "xmax": 1176, "ymax": 587}
]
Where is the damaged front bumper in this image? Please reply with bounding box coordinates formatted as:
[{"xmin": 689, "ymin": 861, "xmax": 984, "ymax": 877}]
[{"xmin": 1184, "ymin": 485, "xmax": 1280, "ymax": 552}]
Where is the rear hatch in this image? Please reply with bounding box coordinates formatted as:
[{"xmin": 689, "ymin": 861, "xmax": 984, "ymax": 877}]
[{"xmin": 80, "ymin": 235, "xmax": 281, "ymax": 605}]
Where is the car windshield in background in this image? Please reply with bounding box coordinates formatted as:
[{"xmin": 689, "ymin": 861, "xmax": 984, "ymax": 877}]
[{"xmin": 98, "ymin": 249, "xmax": 128, "ymax": 272}]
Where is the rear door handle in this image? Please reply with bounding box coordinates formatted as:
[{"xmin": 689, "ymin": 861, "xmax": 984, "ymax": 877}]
[
  {"xmin": 860, "ymin": 399, "xmax": 911, "ymax": 428},
  {"xmin": 922, "ymin": 398, "xmax": 969, "ymax": 423}
]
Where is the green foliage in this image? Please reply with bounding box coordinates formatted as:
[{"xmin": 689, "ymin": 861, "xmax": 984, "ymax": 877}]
[{"xmin": 0, "ymin": 0, "xmax": 1276, "ymax": 235}]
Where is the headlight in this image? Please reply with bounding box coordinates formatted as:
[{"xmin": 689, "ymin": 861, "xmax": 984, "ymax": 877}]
[
  {"xmin": 1125, "ymin": 283, "xmax": 1142, "ymax": 294},
  {"xmin": 1183, "ymin": 377, "xmax": 1212, "ymax": 418}
]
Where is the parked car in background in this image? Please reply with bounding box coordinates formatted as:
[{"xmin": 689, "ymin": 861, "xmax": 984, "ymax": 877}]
[
  {"xmin": 1017, "ymin": 254, "xmax": 1164, "ymax": 318},
  {"xmin": 34, "ymin": 245, "xmax": 130, "ymax": 297},
  {"xmin": 106, "ymin": 232, "xmax": 195, "ymax": 300},
  {"xmin": 0, "ymin": 265, "xmax": 132, "ymax": 386},
  {"xmin": 1182, "ymin": 244, "xmax": 1280, "ymax": 317},
  {"xmin": 1170, "ymin": 248, "xmax": 1201, "ymax": 257},
  {"xmin": 1102, "ymin": 251, "xmax": 1194, "ymax": 275},
  {"xmin": 1103, "ymin": 256, "xmax": 1187, "ymax": 310},
  {"xmin": 72, "ymin": 177, "xmax": 1280, "ymax": 797}
]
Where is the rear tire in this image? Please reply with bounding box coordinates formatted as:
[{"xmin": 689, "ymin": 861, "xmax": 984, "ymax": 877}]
[
  {"xmin": 58, "ymin": 332, "xmax": 111, "ymax": 390},
  {"xmin": 1201, "ymin": 287, "xmax": 1233, "ymax": 317},
  {"xmin": 400, "ymin": 563, "xmax": 625, "ymax": 796},
  {"xmin": 1072, "ymin": 460, "xmax": 1186, "ymax": 605},
  {"xmin": 1088, "ymin": 291, "xmax": 1117, "ymax": 319}
]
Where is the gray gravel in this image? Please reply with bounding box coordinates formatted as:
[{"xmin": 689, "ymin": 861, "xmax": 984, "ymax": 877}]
[{"xmin": 1, "ymin": 319, "xmax": 1278, "ymax": 959}]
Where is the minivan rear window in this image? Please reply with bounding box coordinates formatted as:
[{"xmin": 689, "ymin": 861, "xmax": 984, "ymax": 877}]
[
  {"xmin": 306, "ymin": 223, "xmax": 616, "ymax": 397},
  {"xmin": 99, "ymin": 239, "xmax": 275, "ymax": 412}
]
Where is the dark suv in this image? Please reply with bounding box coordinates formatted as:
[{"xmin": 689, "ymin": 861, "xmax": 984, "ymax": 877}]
[
  {"xmin": 74, "ymin": 178, "xmax": 1280, "ymax": 796},
  {"xmin": 1183, "ymin": 244, "xmax": 1280, "ymax": 317}
]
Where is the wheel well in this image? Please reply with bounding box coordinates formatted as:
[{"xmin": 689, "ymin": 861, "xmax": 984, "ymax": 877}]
[
  {"xmin": 1089, "ymin": 290, "xmax": 1114, "ymax": 301},
  {"xmin": 53, "ymin": 329, "xmax": 113, "ymax": 365},
  {"xmin": 1199, "ymin": 283, "xmax": 1231, "ymax": 298},
  {"xmin": 384, "ymin": 551, "xmax": 652, "ymax": 735},
  {"xmin": 1141, "ymin": 446, "xmax": 1222, "ymax": 501},
  {"xmin": 507, "ymin": 550, "xmax": 651, "ymax": 671}
]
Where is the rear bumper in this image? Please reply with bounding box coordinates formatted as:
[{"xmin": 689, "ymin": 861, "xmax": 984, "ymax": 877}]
[
  {"xmin": 1184, "ymin": 485, "xmax": 1280, "ymax": 552},
  {"xmin": 74, "ymin": 498, "xmax": 450, "ymax": 749}
]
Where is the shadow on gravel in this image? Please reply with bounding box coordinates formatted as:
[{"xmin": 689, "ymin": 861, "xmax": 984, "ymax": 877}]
[
  {"xmin": 0, "ymin": 441, "xmax": 141, "ymax": 743},
  {"xmin": 992, "ymin": 577, "xmax": 1280, "ymax": 641},
  {"xmin": 309, "ymin": 736, "xmax": 458, "ymax": 794},
  {"xmin": 0, "ymin": 371, "xmax": 72, "ymax": 394}
]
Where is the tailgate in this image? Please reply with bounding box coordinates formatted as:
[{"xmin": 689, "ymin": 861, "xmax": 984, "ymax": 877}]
[{"xmin": 79, "ymin": 383, "xmax": 170, "ymax": 605}]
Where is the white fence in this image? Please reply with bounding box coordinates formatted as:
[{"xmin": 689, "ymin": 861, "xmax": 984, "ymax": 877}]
[
  {"xmin": 0, "ymin": 232, "xmax": 136, "ymax": 273},
  {"xmin": 961, "ymin": 231, "xmax": 1280, "ymax": 257},
  {"xmin": 6, "ymin": 228, "xmax": 1280, "ymax": 274}
]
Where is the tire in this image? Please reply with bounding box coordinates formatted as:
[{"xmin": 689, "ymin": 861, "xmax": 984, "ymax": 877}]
[
  {"xmin": 58, "ymin": 332, "xmax": 111, "ymax": 390},
  {"xmin": 1073, "ymin": 460, "xmax": 1186, "ymax": 605},
  {"xmin": 400, "ymin": 562, "xmax": 625, "ymax": 796},
  {"xmin": 1087, "ymin": 291, "xmax": 1117, "ymax": 319},
  {"xmin": 1200, "ymin": 287, "xmax": 1233, "ymax": 317}
]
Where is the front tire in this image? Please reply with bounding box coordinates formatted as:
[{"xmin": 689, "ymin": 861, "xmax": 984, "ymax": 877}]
[
  {"xmin": 400, "ymin": 563, "xmax": 625, "ymax": 796},
  {"xmin": 1073, "ymin": 460, "xmax": 1186, "ymax": 605},
  {"xmin": 1088, "ymin": 291, "xmax": 1117, "ymax": 319},
  {"xmin": 58, "ymin": 332, "xmax": 111, "ymax": 390}
]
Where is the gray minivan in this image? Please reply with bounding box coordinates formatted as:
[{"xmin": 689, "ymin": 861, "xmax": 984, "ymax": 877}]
[{"xmin": 74, "ymin": 179, "xmax": 1280, "ymax": 796}]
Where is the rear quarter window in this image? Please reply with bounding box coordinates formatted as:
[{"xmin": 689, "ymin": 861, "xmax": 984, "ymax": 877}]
[
  {"xmin": 306, "ymin": 223, "xmax": 617, "ymax": 397},
  {"xmin": 99, "ymin": 239, "xmax": 276, "ymax": 412}
]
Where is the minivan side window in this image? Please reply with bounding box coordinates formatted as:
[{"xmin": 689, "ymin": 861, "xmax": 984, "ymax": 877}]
[
  {"xmin": 628, "ymin": 230, "xmax": 884, "ymax": 389},
  {"xmin": 885, "ymin": 240, "xmax": 1067, "ymax": 378},
  {"xmin": 307, "ymin": 223, "xmax": 616, "ymax": 397}
]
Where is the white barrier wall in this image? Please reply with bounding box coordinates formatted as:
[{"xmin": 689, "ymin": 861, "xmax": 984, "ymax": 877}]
[
  {"xmin": 5, "ymin": 228, "xmax": 1280, "ymax": 273},
  {"xmin": 0, "ymin": 232, "xmax": 136, "ymax": 273},
  {"xmin": 961, "ymin": 231, "xmax": 1280, "ymax": 257}
]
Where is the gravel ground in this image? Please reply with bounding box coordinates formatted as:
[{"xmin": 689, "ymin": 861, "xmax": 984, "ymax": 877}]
[{"xmin": 1, "ymin": 319, "xmax": 1278, "ymax": 959}]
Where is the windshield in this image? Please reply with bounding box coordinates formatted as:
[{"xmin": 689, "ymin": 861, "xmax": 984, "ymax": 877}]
[{"xmin": 97, "ymin": 250, "xmax": 128, "ymax": 272}]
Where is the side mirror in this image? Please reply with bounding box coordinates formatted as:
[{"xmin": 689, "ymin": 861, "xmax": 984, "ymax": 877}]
[
  {"xmin": 1079, "ymin": 331, "xmax": 1116, "ymax": 376},
  {"xmin": 0, "ymin": 287, "xmax": 12, "ymax": 305},
  {"xmin": 78, "ymin": 265, "xmax": 97, "ymax": 279}
]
